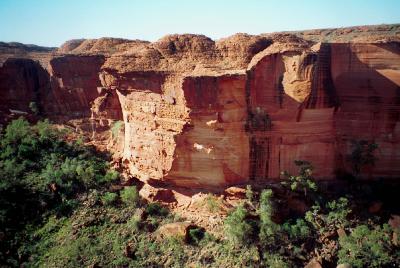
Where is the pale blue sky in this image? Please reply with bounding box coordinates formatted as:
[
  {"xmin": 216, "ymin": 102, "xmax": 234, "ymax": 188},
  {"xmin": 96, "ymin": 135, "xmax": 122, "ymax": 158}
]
[{"xmin": 0, "ymin": 0, "xmax": 399, "ymax": 47}]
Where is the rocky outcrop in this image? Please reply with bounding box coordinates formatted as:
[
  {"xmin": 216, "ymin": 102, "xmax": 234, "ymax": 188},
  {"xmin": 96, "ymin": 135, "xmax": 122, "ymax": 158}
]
[
  {"xmin": 280, "ymin": 23, "xmax": 400, "ymax": 43},
  {"xmin": 0, "ymin": 25, "xmax": 399, "ymax": 188},
  {"xmin": 46, "ymin": 55, "xmax": 106, "ymax": 117},
  {"xmin": 0, "ymin": 42, "xmax": 55, "ymax": 67}
]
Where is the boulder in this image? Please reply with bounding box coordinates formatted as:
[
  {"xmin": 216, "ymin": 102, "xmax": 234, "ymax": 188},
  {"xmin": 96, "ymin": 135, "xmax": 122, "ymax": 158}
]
[
  {"xmin": 305, "ymin": 258, "xmax": 322, "ymax": 268},
  {"xmin": 155, "ymin": 222, "xmax": 195, "ymax": 242},
  {"xmin": 337, "ymin": 228, "xmax": 346, "ymax": 238},
  {"xmin": 139, "ymin": 184, "xmax": 176, "ymax": 203},
  {"xmin": 224, "ymin": 186, "xmax": 247, "ymax": 199},
  {"xmin": 389, "ymin": 214, "xmax": 400, "ymax": 230},
  {"xmin": 336, "ymin": 264, "xmax": 351, "ymax": 268},
  {"xmin": 389, "ymin": 215, "xmax": 400, "ymax": 246}
]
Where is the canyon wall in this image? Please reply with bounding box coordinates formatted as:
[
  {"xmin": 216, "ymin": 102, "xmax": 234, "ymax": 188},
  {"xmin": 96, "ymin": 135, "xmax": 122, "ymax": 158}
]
[{"xmin": 0, "ymin": 31, "xmax": 399, "ymax": 188}]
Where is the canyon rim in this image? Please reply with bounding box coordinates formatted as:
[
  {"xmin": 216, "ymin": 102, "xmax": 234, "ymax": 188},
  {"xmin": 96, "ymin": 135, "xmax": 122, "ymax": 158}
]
[{"xmin": 1, "ymin": 24, "xmax": 400, "ymax": 189}]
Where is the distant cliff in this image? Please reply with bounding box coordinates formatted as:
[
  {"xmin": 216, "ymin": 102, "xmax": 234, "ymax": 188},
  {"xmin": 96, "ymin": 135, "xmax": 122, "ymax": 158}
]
[{"xmin": 1, "ymin": 24, "xmax": 399, "ymax": 188}]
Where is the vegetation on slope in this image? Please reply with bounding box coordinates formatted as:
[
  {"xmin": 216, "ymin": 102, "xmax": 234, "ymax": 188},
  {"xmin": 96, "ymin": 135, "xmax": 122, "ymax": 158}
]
[{"xmin": 0, "ymin": 119, "xmax": 399, "ymax": 267}]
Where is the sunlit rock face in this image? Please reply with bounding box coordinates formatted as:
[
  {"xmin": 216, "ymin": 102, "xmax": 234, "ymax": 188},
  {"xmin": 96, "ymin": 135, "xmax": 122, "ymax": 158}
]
[
  {"xmin": 104, "ymin": 71, "xmax": 190, "ymax": 183},
  {"xmin": 246, "ymin": 44, "xmax": 336, "ymax": 180},
  {"xmin": 246, "ymin": 42, "xmax": 400, "ymax": 181},
  {"xmin": 166, "ymin": 74, "xmax": 250, "ymax": 187},
  {"xmin": 0, "ymin": 31, "xmax": 399, "ymax": 188}
]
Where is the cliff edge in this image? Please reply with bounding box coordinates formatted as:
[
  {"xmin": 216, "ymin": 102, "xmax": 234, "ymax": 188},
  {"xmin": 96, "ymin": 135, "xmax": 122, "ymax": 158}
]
[{"xmin": 1, "ymin": 24, "xmax": 399, "ymax": 188}]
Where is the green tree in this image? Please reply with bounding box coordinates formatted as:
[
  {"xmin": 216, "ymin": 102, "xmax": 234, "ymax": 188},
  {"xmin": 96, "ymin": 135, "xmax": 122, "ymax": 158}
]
[
  {"xmin": 29, "ymin": 101, "xmax": 39, "ymax": 115},
  {"xmin": 281, "ymin": 160, "xmax": 317, "ymax": 198},
  {"xmin": 101, "ymin": 192, "xmax": 118, "ymax": 206},
  {"xmin": 120, "ymin": 186, "xmax": 139, "ymax": 207},
  {"xmin": 224, "ymin": 204, "xmax": 253, "ymax": 245},
  {"xmin": 259, "ymin": 189, "xmax": 279, "ymax": 245},
  {"xmin": 348, "ymin": 139, "xmax": 378, "ymax": 176}
]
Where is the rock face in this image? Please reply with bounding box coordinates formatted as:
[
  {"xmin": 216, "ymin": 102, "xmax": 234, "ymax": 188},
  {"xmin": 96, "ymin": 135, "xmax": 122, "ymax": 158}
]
[
  {"xmin": 0, "ymin": 25, "xmax": 399, "ymax": 188},
  {"xmin": 0, "ymin": 58, "xmax": 50, "ymax": 113}
]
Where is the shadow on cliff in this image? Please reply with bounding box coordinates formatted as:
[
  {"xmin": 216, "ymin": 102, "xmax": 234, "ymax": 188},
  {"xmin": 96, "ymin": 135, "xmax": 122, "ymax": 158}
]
[
  {"xmin": 0, "ymin": 58, "xmax": 50, "ymax": 117},
  {"xmin": 375, "ymin": 41, "xmax": 400, "ymax": 55},
  {"xmin": 329, "ymin": 43, "xmax": 400, "ymax": 180}
]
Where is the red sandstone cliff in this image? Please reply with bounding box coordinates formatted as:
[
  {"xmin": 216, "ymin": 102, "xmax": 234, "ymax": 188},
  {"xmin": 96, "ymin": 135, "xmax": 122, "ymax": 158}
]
[{"xmin": 1, "ymin": 24, "xmax": 399, "ymax": 188}]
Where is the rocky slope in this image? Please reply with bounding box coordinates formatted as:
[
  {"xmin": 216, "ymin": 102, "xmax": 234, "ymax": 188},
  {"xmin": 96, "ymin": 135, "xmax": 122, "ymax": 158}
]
[{"xmin": 1, "ymin": 24, "xmax": 400, "ymax": 188}]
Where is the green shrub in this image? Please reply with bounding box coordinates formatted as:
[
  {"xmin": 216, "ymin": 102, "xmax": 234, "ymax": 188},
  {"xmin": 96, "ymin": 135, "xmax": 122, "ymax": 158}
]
[
  {"xmin": 205, "ymin": 194, "xmax": 222, "ymax": 213},
  {"xmin": 188, "ymin": 227, "xmax": 205, "ymax": 245},
  {"xmin": 126, "ymin": 214, "xmax": 141, "ymax": 232},
  {"xmin": 259, "ymin": 189, "xmax": 279, "ymax": 245},
  {"xmin": 338, "ymin": 224, "xmax": 397, "ymax": 268},
  {"xmin": 120, "ymin": 186, "xmax": 139, "ymax": 207},
  {"xmin": 101, "ymin": 192, "xmax": 118, "ymax": 206},
  {"xmin": 55, "ymin": 199, "xmax": 79, "ymax": 217},
  {"xmin": 305, "ymin": 197, "xmax": 351, "ymax": 233},
  {"xmin": 348, "ymin": 140, "xmax": 378, "ymax": 176},
  {"xmin": 281, "ymin": 160, "xmax": 317, "ymax": 198},
  {"xmin": 263, "ymin": 253, "xmax": 290, "ymax": 268},
  {"xmin": 325, "ymin": 197, "xmax": 351, "ymax": 228},
  {"xmin": 35, "ymin": 119, "xmax": 56, "ymax": 140},
  {"xmin": 29, "ymin": 101, "xmax": 39, "ymax": 115},
  {"xmin": 111, "ymin": 120, "xmax": 124, "ymax": 140},
  {"xmin": 159, "ymin": 236, "xmax": 187, "ymax": 266},
  {"xmin": 245, "ymin": 185, "xmax": 254, "ymax": 203},
  {"xmin": 282, "ymin": 218, "xmax": 310, "ymax": 242},
  {"xmin": 0, "ymin": 119, "xmax": 115, "ymax": 264},
  {"xmin": 224, "ymin": 204, "xmax": 253, "ymax": 245},
  {"xmin": 145, "ymin": 202, "xmax": 169, "ymax": 217},
  {"xmin": 2, "ymin": 117, "xmax": 30, "ymax": 145},
  {"xmin": 102, "ymin": 170, "xmax": 119, "ymax": 183}
]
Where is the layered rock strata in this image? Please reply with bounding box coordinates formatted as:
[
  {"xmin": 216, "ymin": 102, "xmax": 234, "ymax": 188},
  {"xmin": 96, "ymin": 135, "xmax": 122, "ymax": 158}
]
[{"xmin": 0, "ymin": 27, "xmax": 399, "ymax": 188}]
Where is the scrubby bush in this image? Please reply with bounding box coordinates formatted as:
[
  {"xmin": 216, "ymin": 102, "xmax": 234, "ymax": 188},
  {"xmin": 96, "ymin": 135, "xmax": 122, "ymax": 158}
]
[
  {"xmin": 145, "ymin": 202, "xmax": 169, "ymax": 217},
  {"xmin": 111, "ymin": 120, "xmax": 124, "ymax": 140},
  {"xmin": 101, "ymin": 192, "xmax": 118, "ymax": 206},
  {"xmin": 126, "ymin": 214, "xmax": 141, "ymax": 232},
  {"xmin": 259, "ymin": 189, "xmax": 279, "ymax": 245},
  {"xmin": 282, "ymin": 218, "xmax": 310, "ymax": 242},
  {"xmin": 159, "ymin": 236, "xmax": 187, "ymax": 266},
  {"xmin": 1, "ymin": 121, "xmax": 398, "ymax": 267},
  {"xmin": 205, "ymin": 193, "xmax": 222, "ymax": 213},
  {"xmin": 29, "ymin": 101, "xmax": 39, "ymax": 115},
  {"xmin": 258, "ymin": 188, "xmax": 310, "ymax": 261},
  {"xmin": 245, "ymin": 185, "xmax": 254, "ymax": 203},
  {"xmin": 188, "ymin": 227, "xmax": 205, "ymax": 245},
  {"xmin": 120, "ymin": 186, "xmax": 139, "ymax": 207},
  {"xmin": 281, "ymin": 160, "xmax": 317, "ymax": 198},
  {"xmin": 0, "ymin": 118, "xmax": 116, "ymax": 264},
  {"xmin": 348, "ymin": 139, "xmax": 378, "ymax": 176},
  {"xmin": 338, "ymin": 224, "xmax": 398, "ymax": 267},
  {"xmin": 224, "ymin": 204, "xmax": 253, "ymax": 245},
  {"xmin": 263, "ymin": 253, "xmax": 291, "ymax": 268},
  {"xmin": 102, "ymin": 170, "xmax": 119, "ymax": 183},
  {"xmin": 305, "ymin": 197, "xmax": 351, "ymax": 233},
  {"xmin": 325, "ymin": 197, "xmax": 352, "ymax": 228}
]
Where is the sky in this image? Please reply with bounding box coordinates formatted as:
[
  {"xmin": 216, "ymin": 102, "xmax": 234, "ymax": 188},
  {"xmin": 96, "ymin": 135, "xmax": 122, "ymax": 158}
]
[{"xmin": 0, "ymin": 0, "xmax": 399, "ymax": 47}]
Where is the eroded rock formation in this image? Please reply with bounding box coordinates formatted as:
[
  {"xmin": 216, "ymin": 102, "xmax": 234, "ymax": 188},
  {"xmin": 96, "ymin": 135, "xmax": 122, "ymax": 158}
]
[{"xmin": 1, "ymin": 25, "xmax": 399, "ymax": 188}]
